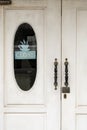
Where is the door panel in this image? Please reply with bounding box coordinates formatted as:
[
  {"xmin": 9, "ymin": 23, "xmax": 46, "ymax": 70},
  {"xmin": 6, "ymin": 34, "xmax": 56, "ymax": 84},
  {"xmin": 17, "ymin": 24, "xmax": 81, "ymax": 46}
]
[
  {"xmin": 5, "ymin": 114, "xmax": 46, "ymax": 130},
  {"xmin": 0, "ymin": 0, "xmax": 61, "ymax": 130},
  {"xmin": 4, "ymin": 9, "xmax": 44, "ymax": 105},
  {"xmin": 76, "ymin": 115, "xmax": 87, "ymax": 130},
  {"xmin": 62, "ymin": 1, "xmax": 87, "ymax": 130},
  {"xmin": 77, "ymin": 10, "xmax": 87, "ymax": 106},
  {"xmin": 12, "ymin": 0, "xmax": 46, "ymax": 7}
]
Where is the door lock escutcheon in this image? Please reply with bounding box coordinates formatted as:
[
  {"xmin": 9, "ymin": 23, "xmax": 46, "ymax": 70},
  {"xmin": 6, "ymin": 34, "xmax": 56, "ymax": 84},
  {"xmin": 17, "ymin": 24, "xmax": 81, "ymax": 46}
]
[{"xmin": 62, "ymin": 87, "xmax": 70, "ymax": 93}]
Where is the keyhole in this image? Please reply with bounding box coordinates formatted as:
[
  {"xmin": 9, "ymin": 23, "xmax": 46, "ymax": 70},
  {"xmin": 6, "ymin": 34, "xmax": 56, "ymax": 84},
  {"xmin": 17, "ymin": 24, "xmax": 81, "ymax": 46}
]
[{"xmin": 64, "ymin": 94, "xmax": 67, "ymax": 99}]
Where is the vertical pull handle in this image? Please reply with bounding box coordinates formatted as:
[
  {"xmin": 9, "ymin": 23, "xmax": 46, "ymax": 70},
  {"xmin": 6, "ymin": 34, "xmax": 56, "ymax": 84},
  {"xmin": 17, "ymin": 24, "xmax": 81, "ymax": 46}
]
[
  {"xmin": 0, "ymin": 0, "xmax": 12, "ymax": 5},
  {"xmin": 64, "ymin": 58, "xmax": 69, "ymax": 87},
  {"xmin": 54, "ymin": 58, "xmax": 58, "ymax": 90},
  {"xmin": 62, "ymin": 58, "xmax": 70, "ymax": 98}
]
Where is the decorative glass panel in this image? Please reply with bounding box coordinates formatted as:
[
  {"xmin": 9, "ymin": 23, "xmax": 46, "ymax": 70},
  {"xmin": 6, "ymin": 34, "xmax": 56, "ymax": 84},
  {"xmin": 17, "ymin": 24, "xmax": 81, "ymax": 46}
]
[{"xmin": 14, "ymin": 23, "xmax": 37, "ymax": 91}]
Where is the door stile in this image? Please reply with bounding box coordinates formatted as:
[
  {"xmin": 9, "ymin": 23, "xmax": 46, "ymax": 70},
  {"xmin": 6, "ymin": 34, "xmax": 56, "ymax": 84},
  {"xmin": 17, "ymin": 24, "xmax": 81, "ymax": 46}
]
[
  {"xmin": 61, "ymin": 1, "xmax": 76, "ymax": 130},
  {"xmin": 0, "ymin": 6, "xmax": 4, "ymax": 130},
  {"xmin": 46, "ymin": 0, "xmax": 61, "ymax": 130}
]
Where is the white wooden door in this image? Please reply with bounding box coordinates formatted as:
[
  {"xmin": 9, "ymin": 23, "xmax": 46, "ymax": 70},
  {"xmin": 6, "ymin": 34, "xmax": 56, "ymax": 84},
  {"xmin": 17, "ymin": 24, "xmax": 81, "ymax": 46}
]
[
  {"xmin": 2, "ymin": 0, "xmax": 87, "ymax": 130},
  {"xmin": 0, "ymin": 0, "xmax": 61, "ymax": 130},
  {"xmin": 62, "ymin": 0, "xmax": 87, "ymax": 130}
]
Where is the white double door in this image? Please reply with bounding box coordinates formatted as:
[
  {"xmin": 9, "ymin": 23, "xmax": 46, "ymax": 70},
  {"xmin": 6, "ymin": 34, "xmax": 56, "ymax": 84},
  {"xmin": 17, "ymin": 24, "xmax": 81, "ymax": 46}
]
[{"xmin": 0, "ymin": 0, "xmax": 87, "ymax": 130}]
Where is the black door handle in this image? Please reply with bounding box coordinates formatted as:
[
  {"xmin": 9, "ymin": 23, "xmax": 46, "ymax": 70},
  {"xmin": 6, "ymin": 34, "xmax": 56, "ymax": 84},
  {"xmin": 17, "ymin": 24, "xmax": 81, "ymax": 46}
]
[
  {"xmin": 54, "ymin": 58, "xmax": 58, "ymax": 90},
  {"xmin": 62, "ymin": 58, "xmax": 70, "ymax": 98}
]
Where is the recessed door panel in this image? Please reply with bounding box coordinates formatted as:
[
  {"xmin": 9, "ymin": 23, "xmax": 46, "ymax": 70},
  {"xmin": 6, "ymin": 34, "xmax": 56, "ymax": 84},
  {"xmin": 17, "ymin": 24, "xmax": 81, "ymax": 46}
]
[
  {"xmin": 5, "ymin": 114, "xmax": 46, "ymax": 130},
  {"xmin": 4, "ymin": 9, "xmax": 44, "ymax": 105},
  {"xmin": 76, "ymin": 115, "xmax": 87, "ymax": 130},
  {"xmin": 77, "ymin": 10, "xmax": 87, "ymax": 106}
]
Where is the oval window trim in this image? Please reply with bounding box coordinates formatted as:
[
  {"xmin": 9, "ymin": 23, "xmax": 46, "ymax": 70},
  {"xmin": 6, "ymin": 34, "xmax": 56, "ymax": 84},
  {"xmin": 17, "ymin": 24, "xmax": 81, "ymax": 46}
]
[{"xmin": 14, "ymin": 23, "xmax": 37, "ymax": 91}]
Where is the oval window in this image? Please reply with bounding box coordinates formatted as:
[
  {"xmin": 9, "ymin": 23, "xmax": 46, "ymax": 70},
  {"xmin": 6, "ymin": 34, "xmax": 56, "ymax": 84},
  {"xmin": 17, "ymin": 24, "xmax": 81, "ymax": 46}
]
[{"xmin": 14, "ymin": 23, "xmax": 37, "ymax": 91}]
